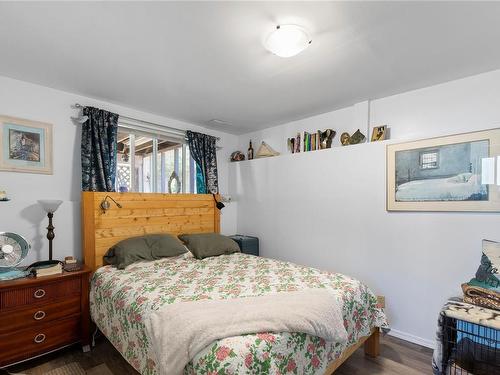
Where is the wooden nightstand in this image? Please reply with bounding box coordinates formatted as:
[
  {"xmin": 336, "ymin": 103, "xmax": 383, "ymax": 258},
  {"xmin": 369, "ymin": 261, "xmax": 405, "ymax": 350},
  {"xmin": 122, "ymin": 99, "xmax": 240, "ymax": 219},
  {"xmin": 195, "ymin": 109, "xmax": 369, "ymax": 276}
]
[{"xmin": 0, "ymin": 267, "xmax": 91, "ymax": 367}]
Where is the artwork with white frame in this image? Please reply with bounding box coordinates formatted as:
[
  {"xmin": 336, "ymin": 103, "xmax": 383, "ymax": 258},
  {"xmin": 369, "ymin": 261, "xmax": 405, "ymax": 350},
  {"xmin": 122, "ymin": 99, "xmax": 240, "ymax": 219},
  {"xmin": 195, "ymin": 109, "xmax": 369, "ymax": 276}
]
[
  {"xmin": 387, "ymin": 128, "xmax": 500, "ymax": 212},
  {"xmin": 0, "ymin": 115, "xmax": 53, "ymax": 174}
]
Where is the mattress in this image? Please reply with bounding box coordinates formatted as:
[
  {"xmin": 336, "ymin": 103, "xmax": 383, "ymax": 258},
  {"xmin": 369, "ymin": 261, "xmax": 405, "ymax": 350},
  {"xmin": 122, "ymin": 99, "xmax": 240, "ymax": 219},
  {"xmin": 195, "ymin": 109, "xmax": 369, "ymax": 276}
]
[{"xmin": 90, "ymin": 252, "xmax": 388, "ymax": 375}]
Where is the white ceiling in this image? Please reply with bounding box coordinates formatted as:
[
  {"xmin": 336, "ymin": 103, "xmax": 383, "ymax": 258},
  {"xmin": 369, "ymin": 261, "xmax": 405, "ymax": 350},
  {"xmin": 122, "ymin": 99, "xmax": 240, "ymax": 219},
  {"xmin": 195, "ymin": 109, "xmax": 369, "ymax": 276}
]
[{"xmin": 1, "ymin": 2, "xmax": 500, "ymax": 134}]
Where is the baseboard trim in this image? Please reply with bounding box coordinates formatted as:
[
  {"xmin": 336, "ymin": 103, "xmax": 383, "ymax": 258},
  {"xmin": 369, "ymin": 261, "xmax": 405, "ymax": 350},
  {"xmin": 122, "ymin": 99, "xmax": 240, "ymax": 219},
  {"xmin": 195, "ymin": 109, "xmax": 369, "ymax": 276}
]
[{"xmin": 387, "ymin": 329, "xmax": 435, "ymax": 349}]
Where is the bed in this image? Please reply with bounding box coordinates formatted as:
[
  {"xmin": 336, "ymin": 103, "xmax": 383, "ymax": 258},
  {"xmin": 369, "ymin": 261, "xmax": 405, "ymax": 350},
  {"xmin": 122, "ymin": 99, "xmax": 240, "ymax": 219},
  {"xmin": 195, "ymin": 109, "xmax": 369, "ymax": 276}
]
[
  {"xmin": 82, "ymin": 192, "xmax": 389, "ymax": 375},
  {"xmin": 396, "ymin": 172, "xmax": 486, "ymax": 201}
]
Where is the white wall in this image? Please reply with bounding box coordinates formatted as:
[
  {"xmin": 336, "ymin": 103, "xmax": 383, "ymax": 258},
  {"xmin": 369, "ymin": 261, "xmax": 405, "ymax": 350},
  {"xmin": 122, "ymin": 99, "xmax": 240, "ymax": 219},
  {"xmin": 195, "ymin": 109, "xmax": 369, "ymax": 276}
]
[
  {"xmin": 0, "ymin": 76, "xmax": 238, "ymax": 265},
  {"xmin": 231, "ymin": 69, "xmax": 500, "ymax": 347}
]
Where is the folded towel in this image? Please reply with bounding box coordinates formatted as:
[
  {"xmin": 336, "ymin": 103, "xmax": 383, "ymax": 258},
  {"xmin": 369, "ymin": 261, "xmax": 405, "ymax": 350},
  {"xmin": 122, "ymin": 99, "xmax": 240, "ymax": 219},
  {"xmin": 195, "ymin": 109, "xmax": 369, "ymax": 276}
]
[{"xmin": 462, "ymin": 283, "xmax": 500, "ymax": 311}]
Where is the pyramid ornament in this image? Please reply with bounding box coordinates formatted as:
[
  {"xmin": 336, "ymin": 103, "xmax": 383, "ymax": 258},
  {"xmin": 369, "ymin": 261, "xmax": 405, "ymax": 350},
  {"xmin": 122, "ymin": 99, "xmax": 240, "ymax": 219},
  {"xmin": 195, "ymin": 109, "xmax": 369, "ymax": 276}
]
[{"xmin": 256, "ymin": 142, "xmax": 280, "ymax": 158}]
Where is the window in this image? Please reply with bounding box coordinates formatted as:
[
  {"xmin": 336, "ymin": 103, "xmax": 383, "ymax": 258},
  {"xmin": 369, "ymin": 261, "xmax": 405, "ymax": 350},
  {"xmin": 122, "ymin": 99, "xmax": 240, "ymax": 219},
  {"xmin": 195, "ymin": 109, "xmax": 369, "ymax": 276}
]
[
  {"xmin": 116, "ymin": 128, "xmax": 196, "ymax": 193},
  {"xmin": 420, "ymin": 150, "xmax": 439, "ymax": 169}
]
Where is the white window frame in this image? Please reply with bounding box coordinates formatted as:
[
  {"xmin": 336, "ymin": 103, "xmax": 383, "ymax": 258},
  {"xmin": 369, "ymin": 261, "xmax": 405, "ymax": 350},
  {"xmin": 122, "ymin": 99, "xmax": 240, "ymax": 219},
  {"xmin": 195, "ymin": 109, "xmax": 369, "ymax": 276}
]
[
  {"xmin": 419, "ymin": 150, "xmax": 439, "ymax": 170},
  {"xmin": 117, "ymin": 123, "xmax": 194, "ymax": 193}
]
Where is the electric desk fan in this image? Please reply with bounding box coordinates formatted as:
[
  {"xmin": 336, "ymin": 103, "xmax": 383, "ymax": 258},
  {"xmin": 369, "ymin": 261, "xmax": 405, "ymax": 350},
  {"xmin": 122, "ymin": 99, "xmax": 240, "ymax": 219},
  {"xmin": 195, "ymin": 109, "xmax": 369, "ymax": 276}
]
[{"xmin": 0, "ymin": 232, "xmax": 30, "ymax": 280}]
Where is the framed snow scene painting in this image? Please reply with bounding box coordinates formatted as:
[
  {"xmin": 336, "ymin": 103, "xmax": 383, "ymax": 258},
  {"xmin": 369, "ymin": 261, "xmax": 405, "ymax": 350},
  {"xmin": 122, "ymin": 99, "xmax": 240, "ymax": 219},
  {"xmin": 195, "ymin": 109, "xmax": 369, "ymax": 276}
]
[{"xmin": 387, "ymin": 128, "xmax": 500, "ymax": 212}]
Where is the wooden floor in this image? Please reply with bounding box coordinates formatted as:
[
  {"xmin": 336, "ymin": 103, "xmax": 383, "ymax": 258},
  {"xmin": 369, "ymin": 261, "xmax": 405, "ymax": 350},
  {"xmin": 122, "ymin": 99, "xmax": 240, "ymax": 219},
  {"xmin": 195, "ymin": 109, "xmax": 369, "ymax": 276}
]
[
  {"xmin": 6, "ymin": 334, "xmax": 433, "ymax": 375},
  {"xmin": 336, "ymin": 335, "xmax": 433, "ymax": 375}
]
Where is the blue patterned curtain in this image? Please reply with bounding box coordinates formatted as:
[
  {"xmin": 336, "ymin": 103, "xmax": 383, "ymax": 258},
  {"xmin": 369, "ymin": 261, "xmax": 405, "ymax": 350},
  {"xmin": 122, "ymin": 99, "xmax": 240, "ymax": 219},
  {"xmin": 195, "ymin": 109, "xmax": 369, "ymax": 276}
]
[
  {"xmin": 81, "ymin": 107, "xmax": 119, "ymax": 191},
  {"xmin": 186, "ymin": 131, "xmax": 219, "ymax": 194}
]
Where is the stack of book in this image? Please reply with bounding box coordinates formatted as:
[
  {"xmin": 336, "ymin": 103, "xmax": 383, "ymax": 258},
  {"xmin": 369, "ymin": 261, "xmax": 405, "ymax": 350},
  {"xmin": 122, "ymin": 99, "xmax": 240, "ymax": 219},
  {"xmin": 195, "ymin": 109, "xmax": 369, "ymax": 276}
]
[
  {"xmin": 288, "ymin": 130, "xmax": 332, "ymax": 154},
  {"xmin": 36, "ymin": 263, "xmax": 63, "ymax": 277},
  {"xmin": 303, "ymin": 131, "xmax": 321, "ymax": 152}
]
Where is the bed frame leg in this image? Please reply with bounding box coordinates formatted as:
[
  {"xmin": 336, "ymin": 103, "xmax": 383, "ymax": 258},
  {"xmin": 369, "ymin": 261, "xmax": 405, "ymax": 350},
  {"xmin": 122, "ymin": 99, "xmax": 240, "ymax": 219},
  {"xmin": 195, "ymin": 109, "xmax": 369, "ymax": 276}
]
[{"xmin": 364, "ymin": 329, "xmax": 380, "ymax": 358}]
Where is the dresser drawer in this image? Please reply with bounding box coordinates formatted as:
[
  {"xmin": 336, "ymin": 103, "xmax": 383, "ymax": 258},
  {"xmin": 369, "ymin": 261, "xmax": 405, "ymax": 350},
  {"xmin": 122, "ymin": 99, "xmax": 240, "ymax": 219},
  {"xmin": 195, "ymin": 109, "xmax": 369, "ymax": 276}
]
[
  {"xmin": 0, "ymin": 315, "xmax": 80, "ymax": 366},
  {"xmin": 0, "ymin": 297, "xmax": 80, "ymax": 334},
  {"xmin": 0, "ymin": 277, "xmax": 81, "ymax": 310}
]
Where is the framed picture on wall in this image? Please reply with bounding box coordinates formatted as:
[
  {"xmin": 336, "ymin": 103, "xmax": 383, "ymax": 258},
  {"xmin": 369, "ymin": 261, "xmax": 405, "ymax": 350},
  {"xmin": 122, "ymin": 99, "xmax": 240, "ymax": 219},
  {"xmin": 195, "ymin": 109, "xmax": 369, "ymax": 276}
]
[
  {"xmin": 387, "ymin": 128, "xmax": 500, "ymax": 212},
  {"xmin": 371, "ymin": 125, "xmax": 387, "ymax": 142},
  {"xmin": 0, "ymin": 115, "xmax": 53, "ymax": 174}
]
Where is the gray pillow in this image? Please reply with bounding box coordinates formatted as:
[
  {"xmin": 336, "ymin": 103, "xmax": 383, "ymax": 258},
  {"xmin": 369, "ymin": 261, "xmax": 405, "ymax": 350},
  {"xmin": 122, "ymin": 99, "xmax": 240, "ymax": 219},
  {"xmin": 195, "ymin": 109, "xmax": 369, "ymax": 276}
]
[
  {"xmin": 178, "ymin": 233, "xmax": 240, "ymax": 259},
  {"xmin": 104, "ymin": 234, "xmax": 187, "ymax": 269}
]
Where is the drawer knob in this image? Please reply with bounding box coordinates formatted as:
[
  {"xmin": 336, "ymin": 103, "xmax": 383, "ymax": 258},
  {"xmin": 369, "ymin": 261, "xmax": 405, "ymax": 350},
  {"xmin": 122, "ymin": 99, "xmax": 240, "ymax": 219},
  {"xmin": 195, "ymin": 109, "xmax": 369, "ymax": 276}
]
[
  {"xmin": 34, "ymin": 333, "xmax": 46, "ymax": 344},
  {"xmin": 33, "ymin": 310, "xmax": 46, "ymax": 321},
  {"xmin": 34, "ymin": 289, "xmax": 46, "ymax": 299}
]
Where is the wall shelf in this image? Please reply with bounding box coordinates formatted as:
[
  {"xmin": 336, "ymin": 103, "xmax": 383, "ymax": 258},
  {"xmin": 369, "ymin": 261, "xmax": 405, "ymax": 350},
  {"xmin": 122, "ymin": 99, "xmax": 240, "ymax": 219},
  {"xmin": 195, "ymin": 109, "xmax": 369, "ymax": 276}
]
[{"xmin": 231, "ymin": 139, "xmax": 391, "ymax": 165}]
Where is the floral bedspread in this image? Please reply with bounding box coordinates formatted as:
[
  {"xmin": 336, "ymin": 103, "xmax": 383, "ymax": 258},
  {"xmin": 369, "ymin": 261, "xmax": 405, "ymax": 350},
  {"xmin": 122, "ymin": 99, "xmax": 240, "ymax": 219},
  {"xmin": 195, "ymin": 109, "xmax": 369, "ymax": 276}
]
[{"xmin": 90, "ymin": 253, "xmax": 388, "ymax": 375}]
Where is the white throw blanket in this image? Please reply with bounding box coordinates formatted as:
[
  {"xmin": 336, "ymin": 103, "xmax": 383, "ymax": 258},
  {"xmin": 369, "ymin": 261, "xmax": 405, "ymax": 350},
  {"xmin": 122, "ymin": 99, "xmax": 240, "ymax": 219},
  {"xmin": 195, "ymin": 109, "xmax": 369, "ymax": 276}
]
[{"xmin": 144, "ymin": 289, "xmax": 347, "ymax": 375}]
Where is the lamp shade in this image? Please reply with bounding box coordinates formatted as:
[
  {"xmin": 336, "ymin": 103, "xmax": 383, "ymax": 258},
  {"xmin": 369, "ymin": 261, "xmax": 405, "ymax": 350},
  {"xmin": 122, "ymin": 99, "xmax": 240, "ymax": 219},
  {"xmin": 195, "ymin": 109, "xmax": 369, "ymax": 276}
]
[{"xmin": 37, "ymin": 199, "xmax": 63, "ymax": 213}]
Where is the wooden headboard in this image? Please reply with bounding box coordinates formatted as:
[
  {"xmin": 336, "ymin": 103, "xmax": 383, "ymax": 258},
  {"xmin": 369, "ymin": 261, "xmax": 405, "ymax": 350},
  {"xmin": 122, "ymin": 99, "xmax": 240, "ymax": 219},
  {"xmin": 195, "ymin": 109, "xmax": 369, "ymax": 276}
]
[{"xmin": 81, "ymin": 192, "xmax": 220, "ymax": 271}]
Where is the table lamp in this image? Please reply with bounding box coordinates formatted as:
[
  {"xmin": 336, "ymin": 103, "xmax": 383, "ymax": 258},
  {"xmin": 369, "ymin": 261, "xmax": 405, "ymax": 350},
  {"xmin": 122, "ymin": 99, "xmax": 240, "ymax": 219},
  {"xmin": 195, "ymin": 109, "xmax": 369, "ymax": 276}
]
[{"xmin": 37, "ymin": 199, "xmax": 63, "ymax": 262}]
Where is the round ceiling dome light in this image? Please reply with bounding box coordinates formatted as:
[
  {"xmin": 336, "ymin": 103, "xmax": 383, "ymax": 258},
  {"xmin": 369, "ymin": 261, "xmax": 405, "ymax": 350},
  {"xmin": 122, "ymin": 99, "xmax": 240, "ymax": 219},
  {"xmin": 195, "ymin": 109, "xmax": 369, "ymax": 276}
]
[{"xmin": 265, "ymin": 24, "xmax": 312, "ymax": 58}]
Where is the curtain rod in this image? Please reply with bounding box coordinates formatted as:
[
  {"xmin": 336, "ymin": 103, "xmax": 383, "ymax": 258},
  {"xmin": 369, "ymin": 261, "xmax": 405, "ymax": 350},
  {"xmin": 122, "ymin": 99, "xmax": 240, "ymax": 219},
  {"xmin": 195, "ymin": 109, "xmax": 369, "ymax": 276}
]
[{"xmin": 74, "ymin": 103, "xmax": 221, "ymax": 141}]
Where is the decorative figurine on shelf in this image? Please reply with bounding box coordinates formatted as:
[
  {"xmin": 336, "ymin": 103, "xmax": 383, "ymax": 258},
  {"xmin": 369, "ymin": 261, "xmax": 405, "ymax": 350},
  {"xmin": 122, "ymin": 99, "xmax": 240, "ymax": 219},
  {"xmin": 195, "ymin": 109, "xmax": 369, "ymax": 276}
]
[
  {"xmin": 340, "ymin": 132, "xmax": 350, "ymax": 145},
  {"xmin": 247, "ymin": 141, "xmax": 254, "ymax": 160},
  {"xmin": 350, "ymin": 129, "xmax": 366, "ymax": 144},
  {"xmin": 340, "ymin": 129, "xmax": 366, "ymax": 146},
  {"xmin": 287, "ymin": 138, "xmax": 295, "ymax": 153},
  {"xmin": 320, "ymin": 129, "xmax": 336, "ymax": 149},
  {"xmin": 256, "ymin": 142, "xmax": 279, "ymax": 158},
  {"xmin": 230, "ymin": 151, "xmax": 245, "ymax": 162}
]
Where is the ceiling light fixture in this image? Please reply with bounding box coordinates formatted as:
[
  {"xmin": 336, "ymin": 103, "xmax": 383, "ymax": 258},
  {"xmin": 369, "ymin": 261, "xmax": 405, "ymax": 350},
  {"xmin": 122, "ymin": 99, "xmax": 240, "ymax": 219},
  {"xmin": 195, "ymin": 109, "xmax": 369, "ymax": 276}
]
[{"xmin": 265, "ymin": 24, "xmax": 312, "ymax": 58}]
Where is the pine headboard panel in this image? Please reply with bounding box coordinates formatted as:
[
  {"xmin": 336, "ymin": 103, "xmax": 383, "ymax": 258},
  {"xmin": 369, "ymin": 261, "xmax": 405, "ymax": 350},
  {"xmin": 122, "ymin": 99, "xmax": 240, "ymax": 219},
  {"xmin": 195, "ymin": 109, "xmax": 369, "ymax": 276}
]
[{"xmin": 81, "ymin": 192, "xmax": 220, "ymax": 271}]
